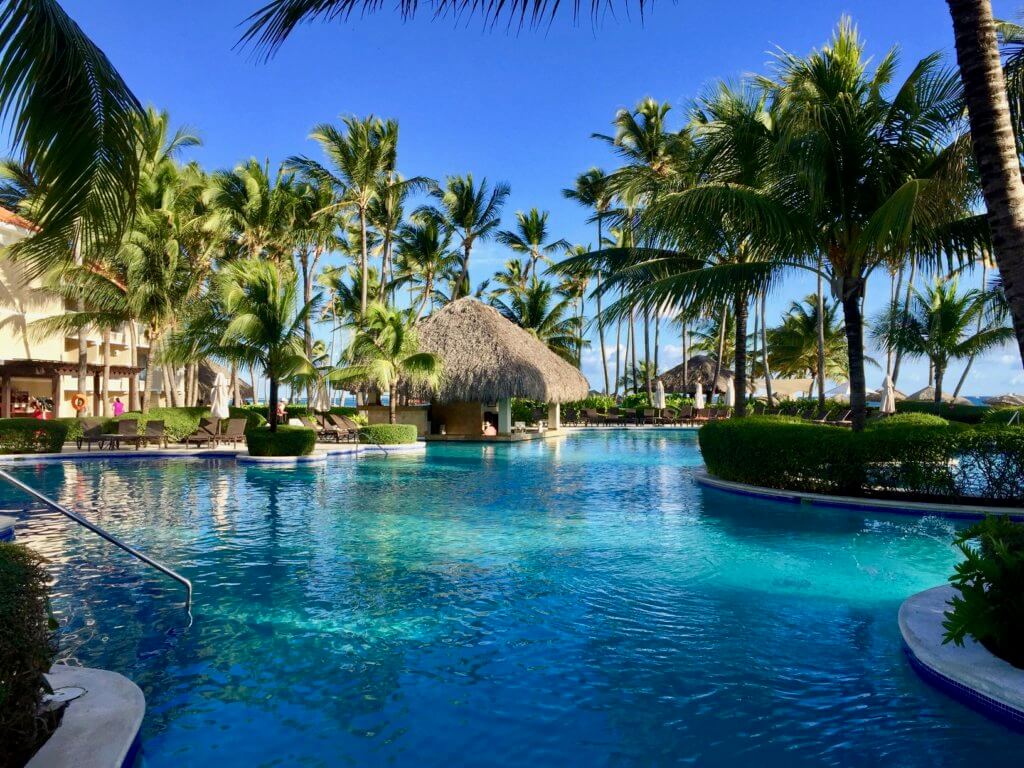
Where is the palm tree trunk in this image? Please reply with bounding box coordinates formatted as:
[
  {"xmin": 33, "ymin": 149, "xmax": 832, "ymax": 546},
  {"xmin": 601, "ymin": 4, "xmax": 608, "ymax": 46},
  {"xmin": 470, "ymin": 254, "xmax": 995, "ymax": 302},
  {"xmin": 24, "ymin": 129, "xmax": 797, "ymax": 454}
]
[
  {"xmin": 230, "ymin": 363, "xmax": 240, "ymax": 407},
  {"xmin": 614, "ymin": 315, "xmax": 622, "ymax": 397},
  {"xmin": 389, "ymin": 382, "xmax": 398, "ymax": 424},
  {"xmin": 733, "ymin": 293, "xmax": 748, "ymax": 417},
  {"xmin": 892, "ymin": 258, "xmax": 917, "ymax": 384},
  {"xmin": 682, "ymin": 323, "xmax": 689, "ymax": 392},
  {"xmin": 73, "ymin": 231, "xmax": 88, "ymax": 416},
  {"xmin": 947, "ymin": 0, "xmax": 1024, "ymax": 367},
  {"xmin": 128, "ymin": 322, "xmax": 139, "ymax": 412},
  {"xmin": 596, "ymin": 218, "xmax": 609, "ymax": 395},
  {"xmin": 143, "ymin": 332, "xmax": 159, "ymax": 414},
  {"xmin": 816, "ymin": 269, "xmax": 827, "ymax": 409},
  {"xmin": 760, "ymin": 292, "xmax": 774, "ymax": 405},
  {"xmin": 301, "ymin": 250, "xmax": 315, "ymax": 406},
  {"xmin": 458, "ymin": 241, "xmax": 472, "ymax": 300},
  {"xmin": 269, "ymin": 376, "xmax": 279, "ymax": 431},
  {"xmin": 101, "ymin": 330, "xmax": 111, "ymax": 417},
  {"xmin": 163, "ymin": 364, "xmax": 178, "ymax": 407},
  {"xmin": 935, "ymin": 365, "xmax": 946, "ymax": 403},
  {"xmin": 713, "ymin": 304, "xmax": 728, "ymax": 400},
  {"xmin": 839, "ymin": 277, "xmax": 868, "ymax": 430},
  {"xmin": 953, "ymin": 258, "xmax": 989, "ymax": 397},
  {"xmin": 654, "ymin": 312, "xmax": 660, "ymax": 377},
  {"xmin": 629, "ymin": 308, "xmax": 638, "ymax": 395},
  {"xmin": 643, "ymin": 307, "xmax": 653, "ymax": 401},
  {"xmin": 359, "ymin": 207, "xmax": 369, "ymax": 315}
]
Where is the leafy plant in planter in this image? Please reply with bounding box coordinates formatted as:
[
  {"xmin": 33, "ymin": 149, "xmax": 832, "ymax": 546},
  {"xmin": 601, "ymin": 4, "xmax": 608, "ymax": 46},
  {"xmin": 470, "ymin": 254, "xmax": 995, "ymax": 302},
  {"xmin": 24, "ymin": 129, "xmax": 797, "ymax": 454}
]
[
  {"xmin": 943, "ymin": 516, "xmax": 1024, "ymax": 668},
  {"xmin": 358, "ymin": 424, "xmax": 417, "ymax": 445},
  {"xmin": 245, "ymin": 426, "xmax": 317, "ymax": 457}
]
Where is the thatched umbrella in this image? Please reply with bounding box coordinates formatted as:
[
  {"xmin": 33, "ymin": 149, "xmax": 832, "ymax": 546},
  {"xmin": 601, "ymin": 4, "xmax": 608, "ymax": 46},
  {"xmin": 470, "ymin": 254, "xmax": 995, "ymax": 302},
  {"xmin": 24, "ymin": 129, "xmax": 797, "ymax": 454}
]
[
  {"xmin": 199, "ymin": 360, "xmax": 252, "ymax": 401},
  {"xmin": 985, "ymin": 394, "xmax": 1024, "ymax": 406},
  {"xmin": 415, "ymin": 299, "xmax": 589, "ymax": 435},
  {"xmin": 659, "ymin": 355, "xmax": 733, "ymax": 394},
  {"xmin": 905, "ymin": 386, "xmax": 972, "ymax": 405}
]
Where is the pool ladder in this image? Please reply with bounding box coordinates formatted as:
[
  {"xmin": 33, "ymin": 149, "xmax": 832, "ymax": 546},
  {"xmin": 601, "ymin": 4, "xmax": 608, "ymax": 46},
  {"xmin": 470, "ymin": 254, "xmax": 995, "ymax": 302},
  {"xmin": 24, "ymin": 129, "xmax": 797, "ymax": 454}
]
[{"xmin": 0, "ymin": 468, "xmax": 193, "ymax": 612}]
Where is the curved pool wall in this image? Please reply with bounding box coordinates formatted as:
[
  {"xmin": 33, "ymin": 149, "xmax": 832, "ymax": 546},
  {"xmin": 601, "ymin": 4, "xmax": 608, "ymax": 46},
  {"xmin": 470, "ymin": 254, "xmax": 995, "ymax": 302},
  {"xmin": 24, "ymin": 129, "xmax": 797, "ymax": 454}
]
[{"xmin": 2, "ymin": 430, "xmax": 1022, "ymax": 766}]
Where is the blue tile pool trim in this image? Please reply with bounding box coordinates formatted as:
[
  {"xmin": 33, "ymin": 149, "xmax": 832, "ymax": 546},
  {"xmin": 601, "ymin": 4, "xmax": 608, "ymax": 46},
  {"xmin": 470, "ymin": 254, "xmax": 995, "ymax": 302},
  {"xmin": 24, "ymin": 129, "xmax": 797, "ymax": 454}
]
[
  {"xmin": 903, "ymin": 641, "xmax": 1024, "ymax": 732},
  {"xmin": 693, "ymin": 471, "xmax": 1024, "ymax": 521}
]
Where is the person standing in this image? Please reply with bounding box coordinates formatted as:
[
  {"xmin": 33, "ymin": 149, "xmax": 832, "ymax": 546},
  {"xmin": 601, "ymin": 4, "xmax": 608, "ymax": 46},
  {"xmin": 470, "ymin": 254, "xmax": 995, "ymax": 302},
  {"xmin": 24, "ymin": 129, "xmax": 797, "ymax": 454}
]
[{"xmin": 112, "ymin": 397, "xmax": 125, "ymax": 417}]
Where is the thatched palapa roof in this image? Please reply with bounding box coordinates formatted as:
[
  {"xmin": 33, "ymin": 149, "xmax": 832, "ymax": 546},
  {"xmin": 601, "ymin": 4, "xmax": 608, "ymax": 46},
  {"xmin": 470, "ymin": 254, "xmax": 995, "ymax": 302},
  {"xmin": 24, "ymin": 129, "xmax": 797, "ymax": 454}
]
[
  {"xmin": 416, "ymin": 298, "xmax": 590, "ymax": 403},
  {"xmin": 659, "ymin": 355, "xmax": 734, "ymax": 394}
]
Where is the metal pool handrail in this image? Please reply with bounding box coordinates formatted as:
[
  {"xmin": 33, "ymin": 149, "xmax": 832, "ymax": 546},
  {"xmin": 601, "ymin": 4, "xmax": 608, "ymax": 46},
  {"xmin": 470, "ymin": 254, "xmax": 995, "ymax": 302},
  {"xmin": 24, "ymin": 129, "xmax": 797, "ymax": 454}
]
[{"xmin": 0, "ymin": 468, "xmax": 193, "ymax": 612}]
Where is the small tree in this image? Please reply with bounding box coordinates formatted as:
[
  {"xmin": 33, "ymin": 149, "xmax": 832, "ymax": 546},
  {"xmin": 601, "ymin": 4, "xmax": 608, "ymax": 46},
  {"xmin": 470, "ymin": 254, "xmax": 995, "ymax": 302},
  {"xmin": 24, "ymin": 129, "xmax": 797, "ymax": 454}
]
[
  {"xmin": 218, "ymin": 259, "xmax": 315, "ymax": 430},
  {"xmin": 330, "ymin": 303, "xmax": 442, "ymax": 424}
]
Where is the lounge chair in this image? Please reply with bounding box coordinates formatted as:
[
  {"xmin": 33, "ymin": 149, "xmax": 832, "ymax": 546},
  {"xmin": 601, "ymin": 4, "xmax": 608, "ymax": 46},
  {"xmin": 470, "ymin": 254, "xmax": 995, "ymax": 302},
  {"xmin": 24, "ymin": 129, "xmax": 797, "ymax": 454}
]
[
  {"xmin": 219, "ymin": 418, "xmax": 248, "ymax": 447},
  {"xmin": 675, "ymin": 405, "xmax": 694, "ymax": 425},
  {"xmin": 811, "ymin": 409, "xmax": 832, "ymax": 424},
  {"xmin": 110, "ymin": 419, "xmax": 145, "ymax": 450},
  {"xmin": 583, "ymin": 408, "xmax": 607, "ymax": 426},
  {"xmin": 327, "ymin": 413, "xmax": 360, "ymax": 442},
  {"xmin": 642, "ymin": 408, "xmax": 662, "ymax": 425},
  {"xmin": 76, "ymin": 418, "xmax": 108, "ymax": 451},
  {"xmin": 302, "ymin": 415, "xmax": 341, "ymax": 442},
  {"xmin": 181, "ymin": 417, "xmax": 220, "ymax": 448},
  {"xmin": 143, "ymin": 420, "xmax": 166, "ymax": 449},
  {"xmin": 827, "ymin": 409, "xmax": 853, "ymax": 427}
]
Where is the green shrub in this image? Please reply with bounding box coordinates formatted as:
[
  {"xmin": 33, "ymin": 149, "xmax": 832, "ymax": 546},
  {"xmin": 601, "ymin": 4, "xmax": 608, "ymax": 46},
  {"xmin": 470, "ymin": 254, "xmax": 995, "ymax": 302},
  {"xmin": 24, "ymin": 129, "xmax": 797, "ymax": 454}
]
[
  {"xmin": 981, "ymin": 407, "xmax": 1024, "ymax": 428},
  {"xmin": 358, "ymin": 424, "xmax": 418, "ymax": 445},
  {"xmin": 866, "ymin": 412, "xmax": 952, "ymax": 429},
  {"xmin": 896, "ymin": 400, "xmax": 989, "ymax": 424},
  {"xmin": 229, "ymin": 406, "xmax": 266, "ymax": 432},
  {"xmin": 328, "ymin": 406, "xmax": 359, "ymax": 418},
  {"xmin": 245, "ymin": 425, "xmax": 317, "ymax": 456},
  {"xmin": 698, "ymin": 417, "xmax": 1024, "ymax": 503},
  {"xmin": 566, "ymin": 395, "xmax": 617, "ymax": 413},
  {"xmin": 0, "ymin": 544, "xmax": 58, "ymax": 763},
  {"xmin": 113, "ymin": 407, "xmax": 208, "ymax": 442},
  {"xmin": 511, "ymin": 398, "xmax": 543, "ymax": 424},
  {"xmin": 944, "ymin": 516, "xmax": 1024, "ymax": 668},
  {"xmin": 0, "ymin": 419, "xmax": 69, "ymax": 454},
  {"xmin": 620, "ymin": 393, "xmax": 651, "ymax": 409}
]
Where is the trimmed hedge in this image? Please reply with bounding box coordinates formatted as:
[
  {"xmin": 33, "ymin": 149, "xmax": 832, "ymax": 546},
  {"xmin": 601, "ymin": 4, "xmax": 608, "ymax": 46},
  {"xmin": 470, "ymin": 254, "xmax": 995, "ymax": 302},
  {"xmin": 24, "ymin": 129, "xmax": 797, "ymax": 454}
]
[
  {"xmin": 895, "ymin": 400, "xmax": 990, "ymax": 424},
  {"xmin": 982, "ymin": 407, "xmax": 1024, "ymax": 428},
  {"xmin": 114, "ymin": 407, "xmax": 208, "ymax": 443},
  {"xmin": 0, "ymin": 543, "xmax": 58, "ymax": 763},
  {"xmin": 245, "ymin": 425, "xmax": 317, "ymax": 456},
  {"xmin": 358, "ymin": 424, "xmax": 418, "ymax": 445},
  {"xmin": 698, "ymin": 416, "xmax": 1024, "ymax": 504},
  {"xmin": 0, "ymin": 419, "xmax": 69, "ymax": 454},
  {"xmin": 229, "ymin": 406, "xmax": 266, "ymax": 431}
]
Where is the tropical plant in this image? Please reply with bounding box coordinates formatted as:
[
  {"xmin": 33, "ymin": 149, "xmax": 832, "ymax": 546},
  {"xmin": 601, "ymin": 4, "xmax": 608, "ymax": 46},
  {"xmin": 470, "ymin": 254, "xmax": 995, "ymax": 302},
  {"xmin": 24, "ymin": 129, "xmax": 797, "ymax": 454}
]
[
  {"xmin": 767, "ymin": 295, "xmax": 849, "ymax": 382},
  {"xmin": 206, "ymin": 158, "xmax": 298, "ymax": 263},
  {"xmin": 330, "ymin": 302, "xmax": 442, "ymax": 423},
  {"xmin": 217, "ymin": 258, "xmax": 315, "ymax": 430},
  {"xmin": 873, "ymin": 278, "xmax": 1013, "ymax": 402},
  {"xmin": 490, "ymin": 277, "xmax": 581, "ymax": 363},
  {"xmin": 418, "ymin": 174, "xmax": 509, "ymax": 299},
  {"xmin": 496, "ymin": 208, "xmax": 568, "ymax": 281},
  {"xmin": 391, "ymin": 216, "xmax": 459, "ymax": 319}
]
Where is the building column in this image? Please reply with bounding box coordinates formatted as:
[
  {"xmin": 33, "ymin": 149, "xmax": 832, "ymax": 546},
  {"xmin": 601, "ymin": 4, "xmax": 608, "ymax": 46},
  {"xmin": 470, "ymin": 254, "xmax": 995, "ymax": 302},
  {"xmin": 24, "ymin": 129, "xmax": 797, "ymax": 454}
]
[
  {"xmin": 92, "ymin": 371, "xmax": 100, "ymax": 416},
  {"xmin": 2, "ymin": 375, "xmax": 10, "ymax": 419},
  {"xmin": 497, "ymin": 398, "xmax": 512, "ymax": 435},
  {"xmin": 547, "ymin": 402, "xmax": 561, "ymax": 431},
  {"xmin": 51, "ymin": 375, "xmax": 61, "ymax": 419}
]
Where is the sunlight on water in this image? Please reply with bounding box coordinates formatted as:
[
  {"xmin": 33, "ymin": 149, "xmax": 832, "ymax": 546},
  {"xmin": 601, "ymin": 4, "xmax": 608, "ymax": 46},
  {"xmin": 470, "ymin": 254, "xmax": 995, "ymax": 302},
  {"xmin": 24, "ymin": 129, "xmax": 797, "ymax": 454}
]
[{"xmin": 2, "ymin": 430, "xmax": 1020, "ymax": 767}]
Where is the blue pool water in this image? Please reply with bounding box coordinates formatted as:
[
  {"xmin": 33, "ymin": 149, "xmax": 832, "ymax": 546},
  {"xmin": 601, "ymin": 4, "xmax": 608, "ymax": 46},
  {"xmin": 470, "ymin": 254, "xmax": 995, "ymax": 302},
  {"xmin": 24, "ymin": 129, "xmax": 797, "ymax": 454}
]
[{"xmin": 3, "ymin": 430, "xmax": 1021, "ymax": 766}]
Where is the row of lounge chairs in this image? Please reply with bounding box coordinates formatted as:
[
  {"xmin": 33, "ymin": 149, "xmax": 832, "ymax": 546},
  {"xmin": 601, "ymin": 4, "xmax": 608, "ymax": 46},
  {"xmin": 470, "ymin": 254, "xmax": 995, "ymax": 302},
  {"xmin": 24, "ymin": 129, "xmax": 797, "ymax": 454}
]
[
  {"xmin": 297, "ymin": 413, "xmax": 360, "ymax": 442},
  {"xmin": 75, "ymin": 417, "xmax": 248, "ymax": 451},
  {"xmin": 749, "ymin": 403, "xmax": 853, "ymax": 426},
  {"xmin": 567, "ymin": 403, "xmax": 854, "ymax": 427}
]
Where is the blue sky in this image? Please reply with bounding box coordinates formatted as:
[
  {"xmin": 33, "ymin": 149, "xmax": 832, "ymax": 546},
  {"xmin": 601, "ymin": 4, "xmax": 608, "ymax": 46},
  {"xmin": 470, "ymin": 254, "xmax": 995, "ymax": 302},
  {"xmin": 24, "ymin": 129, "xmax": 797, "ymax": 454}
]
[{"xmin": 50, "ymin": 0, "xmax": 1024, "ymax": 395}]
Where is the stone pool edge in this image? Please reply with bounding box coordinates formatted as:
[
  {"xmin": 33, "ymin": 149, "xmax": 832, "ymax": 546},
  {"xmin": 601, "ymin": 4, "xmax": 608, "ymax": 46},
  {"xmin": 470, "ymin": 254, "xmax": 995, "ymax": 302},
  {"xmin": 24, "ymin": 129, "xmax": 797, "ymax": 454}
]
[
  {"xmin": 28, "ymin": 665, "xmax": 145, "ymax": 768},
  {"xmin": 899, "ymin": 585, "xmax": 1024, "ymax": 731},
  {"xmin": 693, "ymin": 471, "xmax": 1024, "ymax": 521}
]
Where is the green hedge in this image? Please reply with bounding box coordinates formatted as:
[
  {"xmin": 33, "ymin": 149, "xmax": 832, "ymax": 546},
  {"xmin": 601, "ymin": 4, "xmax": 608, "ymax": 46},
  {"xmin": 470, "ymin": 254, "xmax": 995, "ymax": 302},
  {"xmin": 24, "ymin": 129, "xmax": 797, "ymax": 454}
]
[
  {"xmin": 245, "ymin": 425, "xmax": 317, "ymax": 456},
  {"xmin": 0, "ymin": 544, "xmax": 58, "ymax": 763},
  {"xmin": 981, "ymin": 407, "xmax": 1024, "ymax": 427},
  {"xmin": 698, "ymin": 416, "xmax": 1024, "ymax": 504},
  {"xmin": 358, "ymin": 424, "xmax": 418, "ymax": 445},
  {"xmin": 229, "ymin": 406, "xmax": 266, "ymax": 431},
  {"xmin": 895, "ymin": 400, "xmax": 990, "ymax": 424},
  {"xmin": 0, "ymin": 419, "xmax": 69, "ymax": 454},
  {"xmin": 113, "ymin": 407, "xmax": 208, "ymax": 442}
]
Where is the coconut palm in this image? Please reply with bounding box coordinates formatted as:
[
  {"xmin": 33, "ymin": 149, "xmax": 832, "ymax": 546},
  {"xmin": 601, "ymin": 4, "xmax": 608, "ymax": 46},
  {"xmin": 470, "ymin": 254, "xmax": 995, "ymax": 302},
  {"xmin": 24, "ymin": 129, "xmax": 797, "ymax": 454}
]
[
  {"xmin": 392, "ymin": 216, "xmax": 459, "ymax": 319},
  {"xmin": 418, "ymin": 174, "xmax": 509, "ymax": 299},
  {"xmin": 206, "ymin": 159, "xmax": 298, "ymax": 264},
  {"xmin": 330, "ymin": 302, "xmax": 441, "ymax": 424},
  {"xmin": 490, "ymin": 277, "xmax": 581, "ymax": 363},
  {"xmin": 218, "ymin": 258, "xmax": 315, "ymax": 430},
  {"xmin": 767, "ymin": 295, "xmax": 849, "ymax": 382},
  {"xmin": 288, "ymin": 116, "xmax": 396, "ymax": 316},
  {"xmin": 873, "ymin": 278, "xmax": 1013, "ymax": 402},
  {"xmin": 496, "ymin": 208, "xmax": 569, "ymax": 281}
]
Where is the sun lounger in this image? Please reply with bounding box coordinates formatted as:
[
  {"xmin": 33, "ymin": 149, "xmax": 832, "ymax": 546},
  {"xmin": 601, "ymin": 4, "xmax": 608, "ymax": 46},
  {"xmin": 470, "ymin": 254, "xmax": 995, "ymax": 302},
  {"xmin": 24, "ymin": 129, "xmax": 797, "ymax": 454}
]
[
  {"xmin": 76, "ymin": 418, "xmax": 108, "ymax": 451},
  {"xmin": 583, "ymin": 408, "xmax": 607, "ymax": 426},
  {"xmin": 827, "ymin": 409, "xmax": 853, "ymax": 426},
  {"xmin": 110, "ymin": 419, "xmax": 145, "ymax": 450},
  {"xmin": 327, "ymin": 413, "xmax": 360, "ymax": 442},
  {"xmin": 142, "ymin": 420, "xmax": 166, "ymax": 448},
  {"xmin": 219, "ymin": 418, "xmax": 247, "ymax": 447},
  {"xmin": 181, "ymin": 417, "xmax": 220, "ymax": 448},
  {"xmin": 301, "ymin": 415, "xmax": 341, "ymax": 442}
]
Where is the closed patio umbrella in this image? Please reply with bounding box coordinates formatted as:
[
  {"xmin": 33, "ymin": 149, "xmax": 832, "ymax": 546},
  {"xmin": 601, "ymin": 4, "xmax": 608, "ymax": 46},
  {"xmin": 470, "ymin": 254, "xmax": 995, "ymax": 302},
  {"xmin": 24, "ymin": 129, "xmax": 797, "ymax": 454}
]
[
  {"xmin": 694, "ymin": 382, "xmax": 705, "ymax": 410},
  {"xmin": 879, "ymin": 375, "xmax": 897, "ymax": 415},
  {"xmin": 316, "ymin": 382, "xmax": 332, "ymax": 412},
  {"xmin": 654, "ymin": 379, "xmax": 666, "ymax": 410},
  {"xmin": 210, "ymin": 372, "xmax": 230, "ymax": 419}
]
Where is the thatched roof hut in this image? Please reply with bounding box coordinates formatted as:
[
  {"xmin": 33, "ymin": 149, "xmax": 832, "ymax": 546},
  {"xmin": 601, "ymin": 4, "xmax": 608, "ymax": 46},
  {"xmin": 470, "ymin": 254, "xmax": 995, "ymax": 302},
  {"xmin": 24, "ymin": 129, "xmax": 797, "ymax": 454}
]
[
  {"xmin": 659, "ymin": 355, "xmax": 734, "ymax": 394},
  {"xmin": 198, "ymin": 360, "xmax": 253, "ymax": 400},
  {"xmin": 416, "ymin": 298, "xmax": 589, "ymax": 403}
]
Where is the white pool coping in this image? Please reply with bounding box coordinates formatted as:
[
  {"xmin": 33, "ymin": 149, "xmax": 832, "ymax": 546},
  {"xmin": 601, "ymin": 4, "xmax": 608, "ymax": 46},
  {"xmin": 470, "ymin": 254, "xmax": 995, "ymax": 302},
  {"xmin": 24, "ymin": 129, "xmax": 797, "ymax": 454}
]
[
  {"xmin": 28, "ymin": 665, "xmax": 144, "ymax": 768},
  {"xmin": 694, "ymin": 471, "xmax": 1024, "ymax": 521},
  {"xmin": 900, "ymin": 585, "xmax": 1024, "ymax": 729}
]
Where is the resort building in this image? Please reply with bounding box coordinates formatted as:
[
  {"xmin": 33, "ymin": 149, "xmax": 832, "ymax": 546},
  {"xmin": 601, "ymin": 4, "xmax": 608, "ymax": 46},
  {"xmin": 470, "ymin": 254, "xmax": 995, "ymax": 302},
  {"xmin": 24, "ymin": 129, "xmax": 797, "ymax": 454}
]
[
  {"xmin": 416, "ymin": 298, "xmax": 589, "ymax": 440},
  {"xmin": 0, "ymin": 207, "xmax": 151, "ymax": 418}
]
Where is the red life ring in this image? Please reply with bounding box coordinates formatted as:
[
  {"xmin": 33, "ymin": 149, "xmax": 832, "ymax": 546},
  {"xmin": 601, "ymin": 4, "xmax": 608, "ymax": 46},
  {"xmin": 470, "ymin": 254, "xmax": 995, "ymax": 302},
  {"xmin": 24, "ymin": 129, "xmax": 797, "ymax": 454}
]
[{"xmin": 71, "ymin": 393, "xmax": 88, "ymax": 412}]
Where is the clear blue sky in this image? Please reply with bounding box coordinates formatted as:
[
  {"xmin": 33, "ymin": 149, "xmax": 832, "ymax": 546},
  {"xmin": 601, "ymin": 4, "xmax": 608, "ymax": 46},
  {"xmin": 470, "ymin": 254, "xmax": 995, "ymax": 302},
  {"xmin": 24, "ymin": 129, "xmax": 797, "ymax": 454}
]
[{"xmin": 52, "ymin": 0, "xmax": 1024, "ymax": 396}]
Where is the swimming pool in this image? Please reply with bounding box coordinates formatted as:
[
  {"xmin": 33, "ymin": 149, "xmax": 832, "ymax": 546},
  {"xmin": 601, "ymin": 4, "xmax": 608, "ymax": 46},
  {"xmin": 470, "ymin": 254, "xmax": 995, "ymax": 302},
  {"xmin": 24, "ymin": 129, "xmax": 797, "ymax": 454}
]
[{"xmin": 3, "ymin": 430, "xmax": 1021, "ymax": 766}]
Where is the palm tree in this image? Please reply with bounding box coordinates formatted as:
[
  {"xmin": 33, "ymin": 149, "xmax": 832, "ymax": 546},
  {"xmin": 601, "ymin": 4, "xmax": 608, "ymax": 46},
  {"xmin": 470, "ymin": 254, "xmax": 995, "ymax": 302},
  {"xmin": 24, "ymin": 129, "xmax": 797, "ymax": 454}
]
[
  {"xmin": 873, "ymin": 278, "xmax": 1013, "ymax": 402},
  {"xmin": 418, "ymin": 174, "xmax": 509, "ymax": 299},
  {"xmin": 218, "ymin": 259, "xmax": 315, "ymax": 430},
  {"xmin": 330, "ymin": 302, "xmax": 441, "ymax": 424},
  {"xmin": 496, "ymin": 208, "xmax": 569, "ymax": 281},
  {"xmin": 490, "ymin": 277, "xmax": 581, "ymax": 363},
  {"xmin": 767, "ymin": 295, "xmax": 849, "ymax": 383},
  {"xmin": 206, "ymin": 159, "xmax": 298, "ymax": 263},
  {"xmin": 392, "ymin": 216, "xmax": 459, "ymax": 319},
  {"xmin": 563, "ymin": 167, "xmax": 613, "ymax": 393},
  {"xmin": 288, "ymin": 116, "xmax": 396, "ymax": 316}
]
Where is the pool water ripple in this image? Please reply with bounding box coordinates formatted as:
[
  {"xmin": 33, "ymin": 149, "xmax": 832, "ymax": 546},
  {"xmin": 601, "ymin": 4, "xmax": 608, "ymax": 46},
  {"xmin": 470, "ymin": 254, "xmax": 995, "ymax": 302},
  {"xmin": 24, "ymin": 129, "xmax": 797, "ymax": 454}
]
[{"xmin": 2, "ymin": 430, "xmax": 1020, "ymax": 766}]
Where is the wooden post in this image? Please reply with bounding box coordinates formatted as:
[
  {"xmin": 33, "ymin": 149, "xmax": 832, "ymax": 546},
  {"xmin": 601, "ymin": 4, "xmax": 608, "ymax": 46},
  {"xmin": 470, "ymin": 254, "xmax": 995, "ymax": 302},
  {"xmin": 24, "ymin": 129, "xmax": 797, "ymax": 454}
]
[
  {"xmin": 2, "ymin": 375, "xmax": 10, "ymax": 419},
  {"xmin": 92, "ymin": 371, "xmax": 100, "ymax": 416},
  {"xmin": 51, "ymin": 375, "xmax": 61, "ymax": 419},
  {"xmin": 498, "ymin": 398, "xmax": 512, "ymax": 435}
]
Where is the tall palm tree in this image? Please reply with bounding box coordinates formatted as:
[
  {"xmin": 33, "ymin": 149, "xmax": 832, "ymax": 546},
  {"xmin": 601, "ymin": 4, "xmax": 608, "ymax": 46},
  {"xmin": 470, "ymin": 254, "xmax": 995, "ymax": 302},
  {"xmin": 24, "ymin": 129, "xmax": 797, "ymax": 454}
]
[
  {"xmin": 206, "ymin": 159, "xmax": 298, "ymax": 263},
  {"xmin": 330, "ymin": 302, "xmax": 441, "ymax": 424},
  {"xmin": 288, "ymin": 115, "xmax": 396, "ymax": 316},
  {"xmin": 767, "ymin": 295, "xmax": 849, "ymax": 383},
  {"xmin": 218, "ymin": 258, "xmax": 315, "ymax": 430},
  {"xmin": 496, "ymin": 208, "xmax": 569, "ymax": 280},
  {"xmin": 392, "ymin": 216, "xmax": 459, "ymax": 319},
  {"xmin": 873, "ymin": 278, "xmax": 1012, "ymax": 402},
  {"xmin": 562, "ymin": 167, "xmax": 613, "ymax": 393},
  {"xmin": 418, "ymin": 174, "xmax": 509, "ymax": 299},
  {"xmin": 490, "ymin": 277, "xmax": 581, "ymax": 363}
]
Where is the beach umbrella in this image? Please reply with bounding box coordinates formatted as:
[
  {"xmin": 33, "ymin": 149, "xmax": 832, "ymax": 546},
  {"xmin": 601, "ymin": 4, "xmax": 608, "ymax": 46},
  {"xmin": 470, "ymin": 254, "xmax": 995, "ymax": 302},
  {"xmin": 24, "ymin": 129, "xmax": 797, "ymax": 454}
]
[
  {"xmin": 654, "ymin": 379, "xmax": 666, "ymax": 409},
  {"xmin": 724, "ymin": 377, "xmax": 735, "ymax": 407},
  {"xmin": 316, "ymin": 382, "xmax": 332, "ymax": 412},
  {"xmin": 210, "ymin": 372, "xmax": 231, "ymax": 419},
  {"xmin": 694, "ymin": 382, "xmax": 705, "ymax": 410},
  {"xmin": 879, "ymin": 375, "xmax": 897, "ymax": 415}
]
